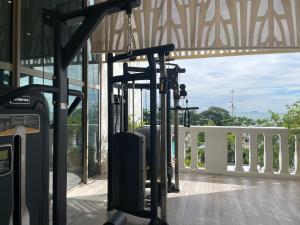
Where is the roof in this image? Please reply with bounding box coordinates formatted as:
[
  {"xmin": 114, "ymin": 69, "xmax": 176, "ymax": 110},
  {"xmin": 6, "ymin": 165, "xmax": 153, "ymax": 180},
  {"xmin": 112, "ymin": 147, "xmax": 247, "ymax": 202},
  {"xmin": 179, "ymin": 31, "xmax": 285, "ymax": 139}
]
[{"xmin": 92, "ymin": 0, "xmax": 300, "ymax": 58}]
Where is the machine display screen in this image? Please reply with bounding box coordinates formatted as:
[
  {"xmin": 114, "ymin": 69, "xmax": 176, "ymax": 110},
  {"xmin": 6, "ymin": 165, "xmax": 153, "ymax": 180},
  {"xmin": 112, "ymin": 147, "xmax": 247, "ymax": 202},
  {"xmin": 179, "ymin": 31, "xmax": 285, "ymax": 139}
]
[{"xmin": 0, "ymin": 146, "xmax": 11, "ymax": 176}]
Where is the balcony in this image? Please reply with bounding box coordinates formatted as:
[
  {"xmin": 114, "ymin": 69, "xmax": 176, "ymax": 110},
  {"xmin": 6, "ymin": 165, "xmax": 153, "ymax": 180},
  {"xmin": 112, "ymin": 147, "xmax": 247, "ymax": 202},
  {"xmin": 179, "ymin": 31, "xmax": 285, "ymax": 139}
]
[
  {"xmin": 178, "ymin": 126, "xmax": 300, "ymax": 177},
  {"xmin": 64, "ymin": 126, "xmax": 300, "ymax": 225}
]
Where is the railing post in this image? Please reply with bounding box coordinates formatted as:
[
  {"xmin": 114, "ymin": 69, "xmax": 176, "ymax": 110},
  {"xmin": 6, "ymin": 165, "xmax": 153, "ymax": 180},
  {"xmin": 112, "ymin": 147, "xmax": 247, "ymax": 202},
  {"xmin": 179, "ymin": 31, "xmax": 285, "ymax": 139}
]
[
  {"xmin": 295, "ymin": 134, "xmax": 300, "ymax": 175},
  {"xmin": 279, "ymin": 133, "xmax": 289, "ymax": 175},
  {"xmin": 178, "ymin": 128, "xmax": 185, "ymax": 170},
  {"xmin": 235, "ymin": 132, "xmax": 244, "ymax": 172},
  {"xmin": 249, "ymin": 133, "xmax": 258, "ymax": 173},
  {"xmin": 191, "ymin": 131, "xmax": 198, "ymax": 170},
  {"xmin": 263, "ymin": 133, "xmax": 273, "ymax": 174}
]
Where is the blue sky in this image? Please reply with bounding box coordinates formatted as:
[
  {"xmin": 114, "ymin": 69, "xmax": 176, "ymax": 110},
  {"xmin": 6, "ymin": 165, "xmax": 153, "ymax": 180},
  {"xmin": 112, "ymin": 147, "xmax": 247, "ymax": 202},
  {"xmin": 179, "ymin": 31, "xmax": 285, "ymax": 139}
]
[{"xmin": 175, "ymin": 53, "xmax": 300, "ymax": 114}]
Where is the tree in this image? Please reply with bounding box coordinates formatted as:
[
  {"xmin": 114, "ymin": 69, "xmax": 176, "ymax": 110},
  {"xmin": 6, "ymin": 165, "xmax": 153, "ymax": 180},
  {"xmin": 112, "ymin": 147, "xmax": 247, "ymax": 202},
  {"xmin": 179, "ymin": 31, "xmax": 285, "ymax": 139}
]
[
  {"xmin": 283, "ymin": 101, "xmax": 300, "ymax": 130},
  {"xmin": 199, "ymin": 106, "xmax": 233, "ymax": 126}
]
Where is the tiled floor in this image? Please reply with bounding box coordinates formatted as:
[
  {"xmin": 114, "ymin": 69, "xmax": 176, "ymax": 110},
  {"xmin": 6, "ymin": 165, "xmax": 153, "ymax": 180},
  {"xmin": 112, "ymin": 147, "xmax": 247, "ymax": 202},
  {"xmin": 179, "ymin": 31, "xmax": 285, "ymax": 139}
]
[{"xmin": 63, "ymin": 173, "xmax": 300, "ymax": 225}]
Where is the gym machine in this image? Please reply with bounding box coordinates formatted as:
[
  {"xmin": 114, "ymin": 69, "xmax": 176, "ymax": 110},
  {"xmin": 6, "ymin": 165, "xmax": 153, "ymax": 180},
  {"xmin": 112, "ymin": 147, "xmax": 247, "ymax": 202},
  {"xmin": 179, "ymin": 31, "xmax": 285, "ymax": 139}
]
[
  {"xmin": 124, "ymin": 63, "xmax": 186, "ymax": 193},
  {"xmin": 0, "ymin": 1, "xmax": 141, "ymax": 225},
  {"xmin": 170, "ymin": 99, "xmax": 199, "ymax": 128},
  {"xmin": 107, "ymin": 44, "xmax": 175, "ymax": 225},
  {"xmin": 0, "ymin": 90, "xmax": 50, "ymax": 225}
]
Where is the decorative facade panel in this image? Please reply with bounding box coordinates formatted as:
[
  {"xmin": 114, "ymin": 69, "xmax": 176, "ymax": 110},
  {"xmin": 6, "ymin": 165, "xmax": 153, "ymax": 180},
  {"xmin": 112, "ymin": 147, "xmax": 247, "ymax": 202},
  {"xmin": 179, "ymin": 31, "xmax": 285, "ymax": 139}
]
[{"xmin": 92, "ymin": 0, "xmax": 300, "ymax": 57}]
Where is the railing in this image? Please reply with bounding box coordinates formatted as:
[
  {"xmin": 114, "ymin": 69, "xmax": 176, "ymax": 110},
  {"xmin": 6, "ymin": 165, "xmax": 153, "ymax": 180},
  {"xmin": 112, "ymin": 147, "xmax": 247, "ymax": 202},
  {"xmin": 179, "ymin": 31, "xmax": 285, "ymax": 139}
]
[{"xmin": 178, "ymin": 126, "xmax": 300, "ymax": 178}]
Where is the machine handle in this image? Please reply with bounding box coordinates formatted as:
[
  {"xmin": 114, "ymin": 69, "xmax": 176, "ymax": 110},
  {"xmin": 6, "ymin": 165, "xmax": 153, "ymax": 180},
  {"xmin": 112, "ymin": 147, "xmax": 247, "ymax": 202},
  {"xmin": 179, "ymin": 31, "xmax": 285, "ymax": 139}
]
[{"xmin": 0, "ymin": 84, "xmax": 84, "ymax": 121}]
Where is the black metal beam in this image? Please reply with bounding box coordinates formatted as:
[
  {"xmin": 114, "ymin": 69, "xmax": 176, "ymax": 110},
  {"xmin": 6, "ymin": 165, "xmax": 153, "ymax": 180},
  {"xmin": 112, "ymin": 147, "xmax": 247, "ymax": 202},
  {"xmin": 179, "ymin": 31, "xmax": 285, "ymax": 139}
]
[
  {"xmin": 169, "ymin": 106, "xmax": 199, "ymax": 111},
  {"xmin": 62, "ymin": 0, "xmax": 141, "ymax": 69},
  {"xmin": 166, "ymin": 91, "xmax": 172, "ymax": 189},
  {"xmin": 110, "ymin": 44, "xmax": 175, "ymax": 63},
  {"xmin": 147, "ymin": 53, "xmax": 158, "ymax": 220},
  {"xmin": 111, "ymin": 73, "xmax": 149, "ymax": 83},
  {"xmin": 59, "ymin": 0, "xmax": 141, "ymax": 21},
  {"xmin": 123, "ymin": 63, "xmax": 129, "ymax": 132},
  {"xmin": 52, "ymin": 19, "xmax": 68, "ymax": 225},
  {"xmin": 107, "ymin": 53, "xmax": 114, "ymax": 211}
]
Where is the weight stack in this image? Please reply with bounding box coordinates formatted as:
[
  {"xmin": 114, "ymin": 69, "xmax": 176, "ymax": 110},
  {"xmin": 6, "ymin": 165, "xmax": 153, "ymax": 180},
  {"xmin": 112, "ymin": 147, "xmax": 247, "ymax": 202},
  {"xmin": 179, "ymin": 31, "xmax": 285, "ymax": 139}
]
[{"xmin": 111, "ymin": 132, "xmax": 145, "ymax": 212}]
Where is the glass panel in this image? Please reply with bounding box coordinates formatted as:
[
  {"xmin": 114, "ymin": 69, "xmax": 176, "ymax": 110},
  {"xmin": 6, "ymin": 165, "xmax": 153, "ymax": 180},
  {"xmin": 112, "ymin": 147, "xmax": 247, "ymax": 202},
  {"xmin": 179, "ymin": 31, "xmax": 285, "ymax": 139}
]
[
  {"xmin": 88, "ymin": 88, "xmax": 99, "ymax": 176},
  {"xmin": 0, "ymin": 69, "xmax": 11, "ymax": 86},
  {"xmin": 67, "ymin": 85, "xmax": 83, "ymax": 188},
  {"xmin": 21, "ymin": 0, "xmax": 82, "ymax": 72},
  {"xmin": 0, "ymin": 0, "xmax": 12, "ymax": 62},
  {"xmin": 68, "ymin": 51, "xmax": 82, "ymax": 80},
  {"xmin": 88, "ymin": 41, "xmax": 99, "ymax": 85}
]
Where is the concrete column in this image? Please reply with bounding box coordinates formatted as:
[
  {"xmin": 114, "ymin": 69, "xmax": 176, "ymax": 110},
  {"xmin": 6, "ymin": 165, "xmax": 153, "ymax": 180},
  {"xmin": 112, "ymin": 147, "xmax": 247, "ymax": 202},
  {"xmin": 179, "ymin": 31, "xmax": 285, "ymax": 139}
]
[
  {"xmin": 279, "ymin": 133, "xmax": 289, "ymax": 175},
  {"xmin": 249, "ymin": 133, "xmax": 258, "ymax": 173},
  {"xmin": 235, "ymin": 132, "xmax": 244, "ymax": 172},
  {"xmin": 263, "ymin": 133, "xmax": 273, "ymax": 174}
]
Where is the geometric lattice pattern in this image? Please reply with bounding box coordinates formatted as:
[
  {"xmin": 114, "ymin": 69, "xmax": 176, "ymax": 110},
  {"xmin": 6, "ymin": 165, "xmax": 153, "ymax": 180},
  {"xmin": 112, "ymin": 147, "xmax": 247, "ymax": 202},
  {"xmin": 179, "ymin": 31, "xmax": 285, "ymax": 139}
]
[{"xmin": 92, "ymin": 0, "xmax": 300, "ymax": 58}]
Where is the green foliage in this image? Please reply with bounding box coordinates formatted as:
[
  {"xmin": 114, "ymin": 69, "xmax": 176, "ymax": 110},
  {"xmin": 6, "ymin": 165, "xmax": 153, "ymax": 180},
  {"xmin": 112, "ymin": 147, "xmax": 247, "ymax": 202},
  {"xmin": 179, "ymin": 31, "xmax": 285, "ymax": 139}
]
[
  {"xmin": 185, "ymin": 146, "xmax": 191, "ymax": 167},
  {"xmin": 257, "ymin": 134, "xmax": 264, "ymax": 168},
  {"xmin": 199, "ymin": 106, "xmax": 232, "ymax": 126},
  {"xmin": 227, "ymin": 133, "xmax": 235, "ymax": 165},
  {"xmin": 283, "ymin": 101, "xmax": 300, "ymax": 130},
  {"xmin": 128, "ymin": 115, "xmax": 146, "ymax": 131}
]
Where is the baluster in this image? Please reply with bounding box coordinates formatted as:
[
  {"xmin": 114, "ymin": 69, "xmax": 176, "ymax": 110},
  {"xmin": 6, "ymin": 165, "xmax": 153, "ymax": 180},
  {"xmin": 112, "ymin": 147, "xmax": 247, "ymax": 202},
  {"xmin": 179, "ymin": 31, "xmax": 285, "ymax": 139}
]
[
  {"xmin": 295, "ymin": 134, "xmax": 300, "ymax": 175},
  {"xmin": 191, "ymin": 131, "xmax": 198, "ymax": 170},
  {"xmin": 263, "ymin": 133, "xmax": 273, "ymax": 174},
  {"xmin": 249, "ymin": 133, "xmax": 258, "ymax": 173},
  {"xmin": 177, "ymin": 128, "xmax": 185, "ymax": 170},
  {"xmin": 279, "ymin": 133, "xmax": 289, "ymax": 175},
  {"xmin": 235, "ymin": 132, "xmax": 244, "ymax": 172}
]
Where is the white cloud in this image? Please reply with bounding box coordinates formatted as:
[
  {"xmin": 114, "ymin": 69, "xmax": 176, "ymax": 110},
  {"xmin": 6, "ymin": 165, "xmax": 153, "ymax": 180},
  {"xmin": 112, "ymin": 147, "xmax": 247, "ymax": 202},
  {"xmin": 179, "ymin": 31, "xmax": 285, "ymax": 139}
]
[{"xmin": 175, "ymin": 53, "xmax": 300, "ymax": 113}]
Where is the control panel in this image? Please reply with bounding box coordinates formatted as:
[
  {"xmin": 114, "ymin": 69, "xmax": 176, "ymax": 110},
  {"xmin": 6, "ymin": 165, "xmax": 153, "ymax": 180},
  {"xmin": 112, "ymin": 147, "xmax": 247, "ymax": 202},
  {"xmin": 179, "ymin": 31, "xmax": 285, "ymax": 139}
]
[{"xmin": 0, "ymin": 145, "xmax": 12, "ymax": 176}]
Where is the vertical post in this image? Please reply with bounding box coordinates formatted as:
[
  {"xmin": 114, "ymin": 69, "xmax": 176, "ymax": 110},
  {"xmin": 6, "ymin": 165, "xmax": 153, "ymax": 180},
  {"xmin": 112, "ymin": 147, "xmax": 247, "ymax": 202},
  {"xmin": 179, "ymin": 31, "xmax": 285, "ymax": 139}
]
[
  {"xmin": 140, "ymin": 89, "xmax": 143, "ymax": 127},
  {"xmin": 263, "ymin": 133, "xmax": 273, "ymax": 174},
  {"xmin": 295, "ymin": 134, "xmax": 300, "ymax": 175},
  {"xmin": 107, "ymin": 53, "xmax": 114, "ymax": 211},
  {"xmin": 166, "ymin": 90, "xmax": 173, "ymax": 188},
  {"xmin": 159, "ymin": 54, "xmax": 167, "ymax": 223},
  {"xmin": 279, "ymin": 133, "xmax": 289, "ymax": 175},
  {"xmin": 82, "ymin": 0, "xmax": 89, "ymax": 184},
  {"xmin": 148, "ymin": 54, "xmax": 158, "ymax": 220},
  {"xmin": 53, "ymin": 18, "xmax": 68, "ymax": 225},
  {"xmin": 123, "ymin": 63, "xmax": 129, "ymax": 132},
  {"xmin": 249, "ymin": 133, "xmax": 258, "ymax": 173},
  {"xmin": 12, "ymin": 0, "xmax": 21, "ymax": 87},
  {"xmin": 235, "ymin": 132, "xmax": 244, "ymax": 172},
  {"xmin": 174, "ymin": 83, "xmax": 180, "ymax": 189},
  {"xmin": 98, "ymin": 58, "xmax": 102, "ymax": 174}
]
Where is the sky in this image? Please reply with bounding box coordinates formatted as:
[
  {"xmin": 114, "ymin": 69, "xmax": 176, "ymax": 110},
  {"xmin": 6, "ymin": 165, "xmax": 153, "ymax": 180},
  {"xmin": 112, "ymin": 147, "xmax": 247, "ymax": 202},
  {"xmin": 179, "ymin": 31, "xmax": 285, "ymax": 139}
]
[{"xmin": 175, "ymin": 53, "xmax": 300, "ymax": 115}]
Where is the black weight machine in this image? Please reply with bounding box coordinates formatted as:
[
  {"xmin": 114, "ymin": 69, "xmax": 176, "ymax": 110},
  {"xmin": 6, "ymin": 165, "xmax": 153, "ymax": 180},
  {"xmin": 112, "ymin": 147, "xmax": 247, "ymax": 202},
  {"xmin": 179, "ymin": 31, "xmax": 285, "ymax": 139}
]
[
  {"xmin": 124, "ymin": 63, "xmax": 186, "ymax": 193},
  {"xmin": 107, "ymin": 44, "xmax": 176, "ymax": 225},
  {"xmin": 0, "ymin": 1, "xmax": 141, "ymax": 225}
]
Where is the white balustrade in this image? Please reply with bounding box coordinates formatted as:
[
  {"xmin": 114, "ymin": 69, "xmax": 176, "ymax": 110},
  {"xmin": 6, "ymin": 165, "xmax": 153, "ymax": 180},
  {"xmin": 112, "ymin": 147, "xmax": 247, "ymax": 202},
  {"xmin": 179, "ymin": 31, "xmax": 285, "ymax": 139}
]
[
  {"xmin": 177, "ymin": 126, "xmax": 300, "ymax": 179},
  {"xmin": 295, "ymin": 134, "xmax": 300, "ymax": 175}
]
